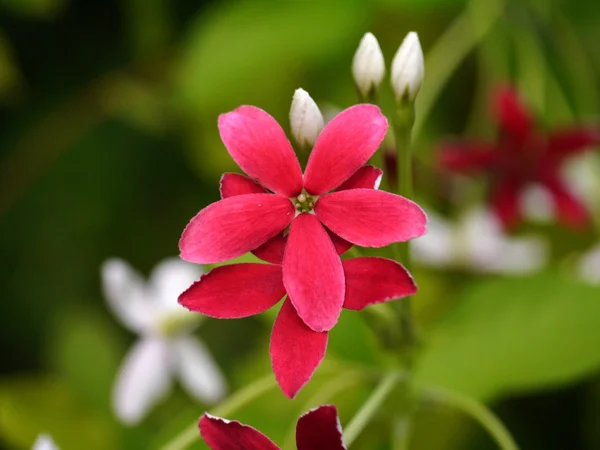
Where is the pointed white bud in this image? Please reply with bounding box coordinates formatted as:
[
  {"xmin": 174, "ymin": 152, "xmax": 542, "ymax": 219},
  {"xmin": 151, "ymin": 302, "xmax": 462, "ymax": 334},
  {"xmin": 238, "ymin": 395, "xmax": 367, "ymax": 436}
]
[
  {"xmin": 391, "ymin": 32, "xmax": 424, "ymax": 102},
  {"xmin": 352, "ymin": 32, "xmax": 385, "ymax": 100},
  {"xmin": 290, "ymin": 88, "xmax": 324, "ymax": 149}
]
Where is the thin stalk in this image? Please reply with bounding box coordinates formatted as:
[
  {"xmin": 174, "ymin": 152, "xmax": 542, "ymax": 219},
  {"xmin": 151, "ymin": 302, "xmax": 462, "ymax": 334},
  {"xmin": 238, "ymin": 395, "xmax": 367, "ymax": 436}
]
[
  {"xmin": 424, "ymin": 386, "xmax": 519, "ymax": 450},
  {"xmin": 158, "ymin": 374, "xmax": 278, "ymax": 450},
  {"xmin": 343, "ymin": 372, "xmax": 402, "ymax": 447}
]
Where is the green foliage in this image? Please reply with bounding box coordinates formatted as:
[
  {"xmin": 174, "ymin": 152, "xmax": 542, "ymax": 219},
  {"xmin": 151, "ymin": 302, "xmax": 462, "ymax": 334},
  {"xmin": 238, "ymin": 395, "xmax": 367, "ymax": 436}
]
[
  {"xmin": 417, "ymin": 271, "xmax": 600, "ymax": 400},
  {"xmin": 0, "ymin": 0, "xmax": 66, "ymax": 18}
]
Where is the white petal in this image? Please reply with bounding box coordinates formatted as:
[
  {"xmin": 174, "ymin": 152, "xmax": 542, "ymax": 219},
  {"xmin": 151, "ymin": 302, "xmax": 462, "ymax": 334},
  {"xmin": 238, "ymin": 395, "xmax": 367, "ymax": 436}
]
[
  {"xmin": 352, "ymin": 32, "xmax": 385, "ymax": 99},
  {"xmin": 290, "ymin": 88, "xmax": 324, "ymax": 149},
  {"xmin": 391, "ymin": 32, "xmax": 424, "ymax": 102},
  {"xmin": 563, "ymin": 153, "xmax": 600, "ymax": 212},
  {"xmin": 149, "ymin": 258, "xmax": 202, "ymax": 313},
  {"xmin": 521, "ymin": 183, "xmax": 554, "ymax": 223},
  {"xmin": 101, "ymin": 258, "xmax": 151, "ymax": 332},
  {"xmin": 579, "ymin": 244, "xmax": 600, "ymax": 285},
  {"xmin": 32, "ymin": 434, "xmax": 58, "ymax": 450},
  {"xmin": 412, "ymin": 209, "xmax": 454, "ymax": 266},
  {"xmin": 173, "ymin": 337, "xmax": 227, "ymax": 404},
  {"xmin": 112, "ymin": 337, "xmax": 172, "ymax": 425}
]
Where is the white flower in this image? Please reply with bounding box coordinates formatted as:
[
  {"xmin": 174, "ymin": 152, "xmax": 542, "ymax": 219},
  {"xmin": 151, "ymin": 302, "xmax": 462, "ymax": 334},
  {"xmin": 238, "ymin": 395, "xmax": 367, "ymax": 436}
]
[
  {"xmin": 32, "ymin": 434, "xmax": 58, "ymax": 450},
  {"xmin": 289, "ymin": 88, "xmax": 324, "ymax": 149},
  {"xmin": 579, "ymin": 244, "xmax": 600, "ymax": 285},
  {"xmin": 102, "ymin": 257, "xmax": 226, "ymax": 425},
  {"xmin": 352, "ymin": 32, "xmax": 385, "ymax": 100},
  {"xmin": 391, "ymin": 32, "xmax": 424, "ymax": 102},
  {"xmin": 412, "ymin": 208, "xmax": 547, "ymax": 274}
]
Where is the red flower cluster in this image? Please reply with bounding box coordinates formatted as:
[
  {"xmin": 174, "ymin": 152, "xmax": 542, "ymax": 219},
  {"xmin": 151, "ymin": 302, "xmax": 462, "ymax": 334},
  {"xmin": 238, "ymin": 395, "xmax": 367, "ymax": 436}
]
[
  {"xmin": 179, "ymin": 104, "xmax": 427, "ymax": 397},
  {"xmin": 199, "ymin": 405, "xmax": 346, "ymax": 450},
  {"xmin": 439, "ymin": 86, "xmax": 598, "ymax": 230}
]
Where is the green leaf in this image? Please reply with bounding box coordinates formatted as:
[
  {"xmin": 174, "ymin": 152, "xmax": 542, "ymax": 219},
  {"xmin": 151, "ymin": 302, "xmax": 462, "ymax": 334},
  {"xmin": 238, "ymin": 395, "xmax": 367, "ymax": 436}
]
[
  {"xmin": 0, "ymin": 0, "xmax": 66, "ymax": 18},
  {"xmin": 416, "ymin": 271, "xmax": 600, "ymax": 401}
]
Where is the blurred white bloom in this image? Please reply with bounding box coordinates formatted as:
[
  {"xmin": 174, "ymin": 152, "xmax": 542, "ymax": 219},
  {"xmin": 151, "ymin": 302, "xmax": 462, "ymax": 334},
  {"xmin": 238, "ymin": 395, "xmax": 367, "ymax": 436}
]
[
  {"xmin": 413, "ymin": 208, "xmax": 547, "ymax": 274},
  {"xmin": 289, "ymin": 88, "xmax": 324, "ymax": 149},
  {"xmin": 352, "ymin": 32, "xmax": 385, "ymax": 100},
  {"xmin": 520, "ymin": 183, "xmax": 554, "ymax": 222},
  {"xmin": 102, "ymin": 257, "xmax": 226, "ymax": 426},
  {"xmin": 32, "ymin": 434, "xmax": 58, "ymax": 450},
  {"xmin": 391, "ymin": 32, "xmax": 424, "ymax": 102},
  {"xmin": 579, "ymin": 244, "xmax": 600, "ymax": 285}
]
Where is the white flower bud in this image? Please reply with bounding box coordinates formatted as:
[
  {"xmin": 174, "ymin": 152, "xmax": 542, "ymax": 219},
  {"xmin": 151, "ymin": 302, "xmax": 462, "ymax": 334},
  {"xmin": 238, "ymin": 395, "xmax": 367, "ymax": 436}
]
[
  {"xmin": 289, "ymin": 88, "xmax": 324, "ymax": 149},
  {"xmin": 352, "ymin": 32, "xmax": 385, "ymax": 100},
  {"xmin": 391, "ymin": 32, "xmax": 424, "ymax": 102}
]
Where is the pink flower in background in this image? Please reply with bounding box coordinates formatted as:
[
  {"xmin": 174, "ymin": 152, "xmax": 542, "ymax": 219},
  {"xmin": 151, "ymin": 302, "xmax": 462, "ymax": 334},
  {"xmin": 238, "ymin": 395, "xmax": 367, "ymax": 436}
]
[
  {"xmin": 180, "ymin": 104, "xmax": 427, "ymax": 333},
  {"xmin": 179, "ymin": 168, "xmax": 416, "ymax": 398},
  {"xmin": 199, "ymin": 405, "xmax": 346, "ymax": 450},
  {"xmin": 439, "ymin": 86, "xmax": 599, "ymax": 230}
]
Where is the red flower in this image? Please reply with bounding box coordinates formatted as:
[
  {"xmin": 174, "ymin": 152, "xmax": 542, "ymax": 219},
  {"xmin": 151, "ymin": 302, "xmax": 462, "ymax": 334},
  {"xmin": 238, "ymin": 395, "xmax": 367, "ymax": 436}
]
[
  {"xmin": 179, "ymin": 104, "xmax": 426, "ymax": 332},
  {"xmin": 439, "ymin": 86, "xmax": 598, "ymax": 230},
  {"xmin": 199, "ymin": 405, "xmax": 346, "ymax": 450},
  {"xmin": 179, "ymin": 166, "xmax": 417, "ymax": 398}
]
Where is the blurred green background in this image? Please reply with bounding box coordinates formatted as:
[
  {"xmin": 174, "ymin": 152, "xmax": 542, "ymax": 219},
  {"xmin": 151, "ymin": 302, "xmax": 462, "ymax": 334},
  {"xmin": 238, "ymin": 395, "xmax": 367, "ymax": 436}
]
[{"xmin": 1, "ymin": 0, "xmax": 600, "ymax": 449}]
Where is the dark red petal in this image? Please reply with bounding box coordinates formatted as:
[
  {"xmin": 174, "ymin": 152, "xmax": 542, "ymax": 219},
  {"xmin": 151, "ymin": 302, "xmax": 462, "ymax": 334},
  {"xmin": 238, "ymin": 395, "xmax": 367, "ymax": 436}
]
[
  {"xmin": 219, "ymin": 106, "xmax": 303, "ymax": 197},
  {"xmin": 328, "ymin": 230, "xmax": 353, "ymax": 256},
  {"xmin": 315, "ymin": 189, "xmax": 427, "ymax": 247},
  {"xmin": 546, "ymin": 126, "xmax": 599, "ymax": 157},
  {"xmin": 492, "ymin": 86, "xmax": 533, "ymax": 142},
  {"xmin": 253, "ymin": 233, "xmax": 287, "ymax": 265},
  {"xmin": 179, "ymin": 263, "xmax": 285, "ymax": 318},
  {"xmin": 438, "ymin": 141, "xmax": 497, "ymax": 174},
  {"xmin": 543, "ymin": 176, "xmax": 591, "ymax": 230},
  {"xmin": 199, "ymin": 413, "xmax": 280, "ymax": 450},
  {"xmin": 490, "ymin": 179, "xmax": 522, "ymax": 231},
  {"xmin": 220, "ymin": 173, "xmax": 267, "ymax": 199},
  {"xmin": 283, "ymin": 214, "xmax": 345, "ymax": 332},
  {"xmin": 304, "ymin": 105, "xmax": 388, "ymax": 195},
  {"xmin": 335, "ymin": 165, "xmax": 383, "ymax": 191},
  {"xmin": 270, "ymin": 299, "xmax": 328, "ymax": 399},
  {"xmin": 180, "ymin": 194, "xmax": 294, "ymax": 264},
  {"xmin": 296, "ymin": 405, "xmax": 346, "ymax": 450},
  {"xmin": 343, "ymin": 257, "xmax": 417, "ymax": 310}
]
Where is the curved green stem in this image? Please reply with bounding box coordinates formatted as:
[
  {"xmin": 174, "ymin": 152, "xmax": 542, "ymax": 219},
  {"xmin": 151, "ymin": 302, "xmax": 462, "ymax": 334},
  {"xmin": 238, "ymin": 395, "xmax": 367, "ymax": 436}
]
[
  {"xmin": 158, "ymin": 374, "xmax": 278, "ymax": 450},
  {"xmin": 423, "ymin": 386, "xmax": 519, "ymax": 450},
  {"xmin": 343, "ymin": 372, "xmax": 403, "ymax": 447}
]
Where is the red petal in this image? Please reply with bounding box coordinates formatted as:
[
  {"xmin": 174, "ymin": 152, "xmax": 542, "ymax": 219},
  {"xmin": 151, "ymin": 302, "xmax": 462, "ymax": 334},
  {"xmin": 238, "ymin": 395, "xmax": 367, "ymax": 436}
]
[
  {"xmin": 438, "ymin": 141, "xmax": 497, "ymax": 174},
  {"xmin": 296, "ymin": 405, "xmax": 346, "ymax": 450},
  {"xmin": 180, "ymin": 194, "xmax": 294, "ymax": 264},
  {"xmin": 303, "ymin": 105, "xmax": 388, "ymax": 195},
  {"xmin": 199, "ymin": 413, "xmax": 280, "ymax": 450},
  {"xmin": 490, "ymin": 180, "xmax": 522, "ymax": 231},
  {"xmin": 343, "ymin": 257, "xmax": 416, "ymax": 310},
  {"xmin": 253, "ymin": 233, "xmax": 287, "ymax": 265},
  {"xmin": 283, "ymin": 214, "xmax": 345, "ymax": 332},
  {"xmin": 492, "ymin": 86, "xmax": 533, "ymax": 142},
  {"xmin": 220, "ymin": 173, "xmax": 267, "ymax": 198},
  {"xmin": 315, "ymin": 189, "xmax": 427, "ymax": 247},
  {"xmin": 219, "ymin": 106, "xmax": 303, "ymax": 197},
  {"xmin": 547, "ymin": 126, "xmax": 599, "ymax": 158},
  {"xmin": 179, "ymin": 263, "xmax": 285, "ymax": 318},
  {"xmin": 328, "ymin": 230, "xmax": 353, "ymax": 256},
  {"xmin": 270, "ymin": 299, "xmax": 328, "ymax": 399},
  {"xmin": 543, "ymin": 176, "xmax": 591, "ymax": 230},
  {"xmin": 335, "ymin": 165, "xmax": 383, "ymax": 191}
]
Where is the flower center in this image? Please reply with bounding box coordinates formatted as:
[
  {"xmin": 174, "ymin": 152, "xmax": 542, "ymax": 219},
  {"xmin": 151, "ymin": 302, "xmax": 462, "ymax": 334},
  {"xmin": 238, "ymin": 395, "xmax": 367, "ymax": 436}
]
[{"xmin": 292, "ymin": 192, "xmax": 317, "ymax": 213}]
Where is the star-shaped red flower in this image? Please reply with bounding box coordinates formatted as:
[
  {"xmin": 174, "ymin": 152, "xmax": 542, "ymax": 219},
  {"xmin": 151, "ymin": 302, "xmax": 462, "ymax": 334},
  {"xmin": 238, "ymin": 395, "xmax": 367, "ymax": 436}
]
[
  {"xmin": 180, "ymin": 104, "xmax": 427, "ymax": 333},
  {"xmin": 179, "ymin": 166, "xmax": 417, "ymax": 398},
  {"xmin": 199, "ymin": 405, "xmax": 346, "ymax": 450},
  {"xmin": 439, "ymin": 86, "xmax": 598, "ymax": 230}
]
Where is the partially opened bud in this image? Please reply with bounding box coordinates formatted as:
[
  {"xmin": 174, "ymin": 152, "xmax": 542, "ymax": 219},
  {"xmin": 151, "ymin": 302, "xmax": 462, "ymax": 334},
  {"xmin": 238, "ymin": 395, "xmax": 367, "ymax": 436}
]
[
  {"xmin": 352, "ymin": 32, "xmax": 385, "ymax": 101},
  {"xmin": 391, "ymin": 32, "xmax": 424, "ymax": 103},
  {"xmin": 290, "ymin": 88, "xmax": 324, "ymax": 149}
]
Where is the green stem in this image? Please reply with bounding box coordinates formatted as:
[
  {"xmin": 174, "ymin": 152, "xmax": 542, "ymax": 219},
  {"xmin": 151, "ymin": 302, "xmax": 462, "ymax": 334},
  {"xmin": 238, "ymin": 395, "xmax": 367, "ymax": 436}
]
[
  {"xmin": 393, "ymin": 101, "xmax": 417, "ymax": 359},
  {"xmin": 423, "ymin": 386, "xmax": 519, "ymax": 450},
  {"xmin": 343, "ymin": 372, "xmax": 402, "ymax": 447},
  {"xmin": 158, "ymin": 374, "xmax": 278, "ymax": 450}
]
